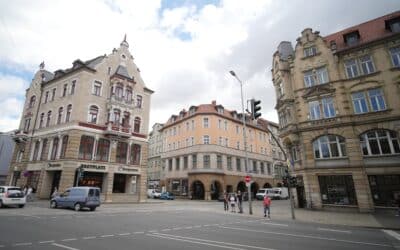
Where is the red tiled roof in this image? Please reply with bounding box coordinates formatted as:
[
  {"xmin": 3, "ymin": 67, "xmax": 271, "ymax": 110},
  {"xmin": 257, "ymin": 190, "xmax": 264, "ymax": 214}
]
[{"xmin": 324, "ymin": 11, "xmax": 400, "ymax": 52}]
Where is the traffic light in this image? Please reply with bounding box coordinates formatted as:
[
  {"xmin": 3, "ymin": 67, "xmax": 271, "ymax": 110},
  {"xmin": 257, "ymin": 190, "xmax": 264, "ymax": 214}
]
[
  {"xmin": 289, "ymin": 176, "xmax": 297, "ymax": 187},
  {"xmin": 250, "ymin": 99, "xmax": 262, "ymax": 120}
]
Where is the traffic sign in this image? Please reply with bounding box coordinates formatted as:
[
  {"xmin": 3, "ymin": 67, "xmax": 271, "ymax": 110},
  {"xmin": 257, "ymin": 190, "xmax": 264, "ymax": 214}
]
[{"xmin": 245, "ymin": 175, "xmax": 251, "ymax": 183}]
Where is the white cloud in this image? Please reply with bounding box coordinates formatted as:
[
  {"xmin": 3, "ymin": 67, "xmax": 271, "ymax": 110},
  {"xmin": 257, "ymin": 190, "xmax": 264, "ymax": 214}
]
[{"xmin": 0, "ymin": 0, "xmax": 399, "ymax": 133}]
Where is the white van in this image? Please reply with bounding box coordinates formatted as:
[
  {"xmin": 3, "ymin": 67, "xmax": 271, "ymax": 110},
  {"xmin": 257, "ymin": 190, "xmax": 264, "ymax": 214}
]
[
  {"xmin": 255, "ymin": 188, "xmax": 274, "ymax": 200},
  {"xmin": 271, "ymin": 187, "xmax": 289, "ymax": 200}
]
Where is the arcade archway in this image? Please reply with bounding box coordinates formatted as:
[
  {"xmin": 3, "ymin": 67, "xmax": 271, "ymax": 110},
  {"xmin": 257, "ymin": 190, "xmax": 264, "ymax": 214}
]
[
  {"xmin": 251, "ymin": 182, "xmax": 259, "ymax": 197},
  {"xmin": 210, "ymin": 180, "xmax": 222, "ymax": 200},
  {"xmin": 263, "ymin": 182, "xmax": 272, "ymax": 188},
  {"xmin": 191, "ymin": 180, "xmax": 205, "ymax": 200},
  {"xmin": 237, "ymin": 181, "xmax": 246, "ymax": 193}
]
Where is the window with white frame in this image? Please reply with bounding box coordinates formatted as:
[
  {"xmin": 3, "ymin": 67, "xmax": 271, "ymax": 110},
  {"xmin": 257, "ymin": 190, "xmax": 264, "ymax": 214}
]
[
  {"xmin": 203, "ymin": 117, "xmax": 209, "ymax": 128},
  {"xmin": 93, "ymin": 81, "xmax": 102, "ymax": 96},
  {"xmin": 88, "ymin": 105, "xmax": 98, "ymax": 124},
  {"xmin": 203, "ymin": 135, "xmax": 210, "ymax": 144},
  {"xmin": 352, "ymin": 88, "xmax": 386, "ymax": 114},
  {"xmin": 316, "ymin": 67, "xmax": 329, "ymax": 84},
  {"xmin": 309, "ymin": 101, "xmax": 321, "ymax": 120},
  {"xmin": 304, "ymin": 67, "xmax": 329, "ymax": 87},
  {"xmin": 304, "ymin": 46, "xmax": 317, "ymax": 57},
  {"xmin": 359, "ymin": 55, "xmax": 375, "ymax": 75},
  {"xmin": 218, "ymin": 119, "xmax": 222, "ymax": 129},
  {"xmin": 390, "ymin": 47, "xmax": 400, "ymax": 67},
  {"xmin": 203, "ymin": 155, "xmax": 210, "ymax": 168},
  {"xmin": 136, "ymin": 95, "xmax": 142, "ymax": 108},
  {"xmin": 218, "ymin": 136, "xmax": 223, "ymax": 145},
  {"xmin": 313, "ymin": 135, "xmax": 347, "ymax": 159},
  {"xmin": 308, "ymin": 97, "xmax": 336, "ymax": 120},
  {"xmin": 322, "ymin": 97, "xmax": 336, "ymax": 118},
  {"xmin": 360, "ymin": 130, "xmax": 400, "ymax": 156},
  {"xmin": 345, "ymin": 55, "xmax": 376, "ymax": 79},
  {"xmin": 345, "ymin": 59, "xmax": 359, "ymax": 78},
  {"xmin": 304, "ymin": 70, "xmax": 315, "ymax": 87}
]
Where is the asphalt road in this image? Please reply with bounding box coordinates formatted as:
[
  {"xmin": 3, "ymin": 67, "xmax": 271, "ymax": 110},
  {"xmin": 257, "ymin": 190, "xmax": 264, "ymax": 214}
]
[{"xmin": 0, "ymin": 200, "xmax": 399, "ymax": 250}]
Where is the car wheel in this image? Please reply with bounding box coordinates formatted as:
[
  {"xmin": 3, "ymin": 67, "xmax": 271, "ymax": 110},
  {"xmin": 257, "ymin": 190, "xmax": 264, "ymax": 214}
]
[
  {"xmin": 90, "ymin": 207, "xmax": 96, "ymax": 211},
  {"xmin": 74, "ymin": 203, "xmax": 81, "ymax": 211},
  {"xmin": 18, "ymin": 204, "xmax": 25, "ymax": 208},
  {"xmin": 50, "ymin": 201, "xmax": 57, "ymax": 209}
]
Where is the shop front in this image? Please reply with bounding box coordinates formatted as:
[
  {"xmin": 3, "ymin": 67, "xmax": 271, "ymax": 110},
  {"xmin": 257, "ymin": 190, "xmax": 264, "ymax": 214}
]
[
  {"xmin": 318, "ymin": 175, "xmax": 357, "ymax": 206},
  {"xmin": 369, "ymin": 175, "xmax": 400, "ymax": 207}
]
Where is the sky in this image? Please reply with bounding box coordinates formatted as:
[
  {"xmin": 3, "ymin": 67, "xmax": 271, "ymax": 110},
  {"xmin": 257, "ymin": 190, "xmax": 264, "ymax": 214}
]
[{"xmin": 0, "ymin": 0, "xmax": 399, "ymax": 132}]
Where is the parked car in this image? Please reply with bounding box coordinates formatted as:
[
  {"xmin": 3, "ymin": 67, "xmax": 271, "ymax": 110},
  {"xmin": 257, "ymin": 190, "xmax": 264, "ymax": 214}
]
[
  {"xmin": 160, "ymin": 192, "xmax": 175, "ymax": 200},
  {"xmin": 256, "ymin": 188, "xmax": 274, "ymax": 200},
  {"xmin": 50, "ymin": 186, "xmax": 100, "ymax": 211},
  {"xmin": 271, "ymin": 187, "xmax": 289, "ymax": 200},
  {"xmin": 0, "ymin": 186, "xmax": 26, "ymax": 208},
  {"xmin": 147, "ymin": 189, "xmax": 162, "ymax": 199},
  {"xmin": 152, "ymin": 190, "xmax": 162, "ymax": 199}
]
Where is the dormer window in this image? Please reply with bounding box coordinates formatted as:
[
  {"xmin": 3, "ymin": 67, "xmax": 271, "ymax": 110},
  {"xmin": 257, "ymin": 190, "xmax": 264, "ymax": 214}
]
[
  {"xmin": 344, "ymin": 31, "xmax": 360, "ymax": 46},
  {"xmin": 217, "ymin": 107, "xmax": 224, "ymax": 114},
  {"xmin": 386, "ymin": 17, "xmax": 400, "ymax": 33},
  {"xmin": 304, "ymin": 46, "xmax": 317, "ymax": 57}
]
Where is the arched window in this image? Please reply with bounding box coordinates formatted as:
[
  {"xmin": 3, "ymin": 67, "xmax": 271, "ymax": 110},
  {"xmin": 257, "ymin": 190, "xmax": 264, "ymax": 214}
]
[
  {"xmin": 88, "ymin": 105, "xmax": 99, "ymax": 124},
  {"xmin": 40, "ymin": 139, "xmax": 48, "ymax": 160},
  {"xmin": 51, "ymin": 137, "xmax": 59, "ymax": 160},
  {"xmin": 60, "ymin": 135, "xmax": 68, "ymax": 159},
  {"xmin": 113, "ymin": 109, "xmax": 121, "ymax": 125},
  {"xmin": 134, "ymin": 117, "xmax": 141, "ymax": 133},
  {"xmin": 29, "ymin": 96, "xmax": 36, "ymax": 108},
  {"xmin": 125, "ymin": 86, "xmax": 132, "ymax": 102},
  {"xmin": 96, "ymin": 138, "xmax": 110, "ymax": 161},
  {"xmin": 46, "ymin": 111, "xmax": 52, "ymax": 127},
  {"xmin": 39, "ymin": 113, "xmax": 45, "ymax": 128},
  {"xmin": 32, "ymin": 141, "xmax": 40, "ymax": 161},
  {"xmin": 313, "ymin": 135, "xmax": 347, "ymax": 159},
  {"xmin": 66, "ymin": 104, "xmax": 72, "ymax": 122},
  {"xmin": 79, "ymin": 135, "xmax": 94, "ymax": 160},
  {"xmin": 116, "ymin": 141, "xmax": 128, "ymax": 163},
  {"xmin": 57, "ymin": 107, "xmax": 63, "ymax": 124},
  {"xmin": 136, "ymin": 95, "xmax": 142, "ymax": 108},
  {"xmin": 131, "ymin": 144, "xmax": 141, "ymax": 165},
  {"xmin": 360, "ymin": 129, "xmax": 400, "ymax": 156}
]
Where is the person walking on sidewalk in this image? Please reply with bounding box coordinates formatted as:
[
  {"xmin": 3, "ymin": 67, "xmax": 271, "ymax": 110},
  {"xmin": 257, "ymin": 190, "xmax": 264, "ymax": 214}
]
[
  {"xmin": 263, "ymin": 195, "xmax": 271, "ymax": 219},
  {"xmin": 237, "ymin": 190, "xmax": 243, "ymax": 213},
  {"xmin": 223, "ymin": 191, "xmax": 229, "ymax": 211},
  {"xmin": 230, "ymin": 193, "xmax": 237, "ymax": 213}
]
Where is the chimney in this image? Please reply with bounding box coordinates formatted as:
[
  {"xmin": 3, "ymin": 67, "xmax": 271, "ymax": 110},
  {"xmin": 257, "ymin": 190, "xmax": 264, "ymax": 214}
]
[{"xmin": 211, "ymin": 100, "xmax": 216, "ymax": 105}]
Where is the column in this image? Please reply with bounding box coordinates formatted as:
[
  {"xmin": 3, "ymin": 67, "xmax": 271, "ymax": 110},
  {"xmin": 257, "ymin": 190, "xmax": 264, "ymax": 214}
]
[
  {"xmin": 127, "ymin": 142, "xmax": 132, "ymax": 164},
  {"xmin": 104, "ymin": 170, "xmax": 114, "ymax": 203},
  {"xmin": 92, "ymin": 136, "xmax": 99, "ymax": 160},
  {"xmin": 47, "ymin": 139, "xmax": 54, "ymax": 160}
]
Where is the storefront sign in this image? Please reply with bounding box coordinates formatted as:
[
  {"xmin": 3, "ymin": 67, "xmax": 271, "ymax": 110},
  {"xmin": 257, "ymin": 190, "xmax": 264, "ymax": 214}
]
[
  {"xmin": 80, "ymin": 164, "xmax": 107, "ymax": 172},
  {"xmin": 117, "ymin": 166, "xmax": 139, "ymax": 173},
  {"xmin": 48, "ymin": 163, "xmax": 61, "ymax": 168}
]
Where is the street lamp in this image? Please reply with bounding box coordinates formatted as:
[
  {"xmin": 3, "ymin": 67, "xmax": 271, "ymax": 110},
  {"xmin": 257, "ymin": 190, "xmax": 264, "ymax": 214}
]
[{"xmin": 229, "ymin": 70, "xmax": 252, "ymax": 215}]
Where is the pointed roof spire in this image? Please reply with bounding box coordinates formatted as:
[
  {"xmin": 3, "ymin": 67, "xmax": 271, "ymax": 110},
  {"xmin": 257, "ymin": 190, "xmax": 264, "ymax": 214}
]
[
  {"xmin": 120, "ymin": 34, "xmax": 129, "ymax": 48},
  {"xmin": 39, "ymin": 61, "xmax": 45, "ymax": 70}
]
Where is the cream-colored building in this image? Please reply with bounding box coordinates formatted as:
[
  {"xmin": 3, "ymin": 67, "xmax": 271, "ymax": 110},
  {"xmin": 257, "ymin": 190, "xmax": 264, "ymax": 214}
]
[
  {"xmin": 272, "ymin": 11, "xmax": 400, "ymax": 211},
  {"xmin": 147, "ymin": 123, "xmax": 164, "ymax": 189},
  {"xmin": 160, "ymin": 100, "xmax": 284, "ymax": 200},
  {"xmin": 7, "ymin": 37, "xmax": 153, "ymax": 202}
]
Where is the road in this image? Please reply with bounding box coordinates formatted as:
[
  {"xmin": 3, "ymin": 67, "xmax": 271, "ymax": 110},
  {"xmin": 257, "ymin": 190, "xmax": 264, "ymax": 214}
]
[{"xmin": 0, "ymin": 200, "xmax": 399, "ymax": 250}]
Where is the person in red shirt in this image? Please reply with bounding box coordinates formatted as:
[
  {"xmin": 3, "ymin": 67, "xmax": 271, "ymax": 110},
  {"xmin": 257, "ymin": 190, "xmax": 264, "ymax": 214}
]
[{"xmin": 263, "ymin": 195, "xmax": 272, "ymax": 219}]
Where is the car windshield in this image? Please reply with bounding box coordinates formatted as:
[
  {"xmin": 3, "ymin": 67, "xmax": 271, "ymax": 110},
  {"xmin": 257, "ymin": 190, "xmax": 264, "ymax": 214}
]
[{"xmin": 8, "ymin": 188, "xmax": 22, "ymax": 192}]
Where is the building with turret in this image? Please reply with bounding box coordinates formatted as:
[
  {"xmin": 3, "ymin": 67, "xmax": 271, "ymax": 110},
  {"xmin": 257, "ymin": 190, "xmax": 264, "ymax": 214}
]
[
  {"xmin": 271, "ymin": 11, "xmax": 400, "ymax": 211},
  {"xmin": 7, "ymin": 36, "xmax": 153, "ymax": 202}
]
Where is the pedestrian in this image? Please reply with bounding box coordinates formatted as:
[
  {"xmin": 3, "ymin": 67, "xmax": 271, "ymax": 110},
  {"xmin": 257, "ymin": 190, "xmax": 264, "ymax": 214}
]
[
  {"xmin": 23, "ymin": 185, "xmax": 27, "ymax": 196},
  {"xmin": 263, "ymin": 195, "xmax": 272, "ymax": 219},
  {"xmin": 223, "ymin": 191, "xmax": 229, "ymax": 211},
  {"xmin": 51, "ymin": 187, "xmax": 58, "ymax": 199},
  {"xmin": 230, "ymin": 193, "xmax": 236, "ymax": 213},
  {"xmin": 27, "ymin": 186, "xmax": 33, "ymax": 202},
  {"xmin": 237, "ymin": 190, "xmax": 243, "ymax": 213}
]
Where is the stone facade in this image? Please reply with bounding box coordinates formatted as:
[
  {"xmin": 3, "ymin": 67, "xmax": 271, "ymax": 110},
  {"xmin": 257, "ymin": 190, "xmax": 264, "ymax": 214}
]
[
  {"xmin": 147, "ymin": 123, "xmax": 164, "ymax": 189},
  {"xmin": 159, "ymin": 101, "xmax": 285, "ymax": 200},
  {"xmin": 271, "ymin": 11, "xmax": 400, "ymax": 211},
  {"xmin": 7, "ymin": 37, "xmax": 153, "ymax": 203}
]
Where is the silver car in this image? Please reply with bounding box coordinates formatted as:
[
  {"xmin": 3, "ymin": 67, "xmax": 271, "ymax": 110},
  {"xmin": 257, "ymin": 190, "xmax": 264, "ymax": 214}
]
[{"xmin": 0, "ymin": 186, "xmax": 26, "ymax": 208}]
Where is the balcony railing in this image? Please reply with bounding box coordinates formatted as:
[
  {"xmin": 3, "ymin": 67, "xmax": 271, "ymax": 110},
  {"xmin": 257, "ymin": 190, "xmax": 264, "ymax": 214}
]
[{"xmin": 105, "ymin": 122, "xmax": 131, "ymax": 138}]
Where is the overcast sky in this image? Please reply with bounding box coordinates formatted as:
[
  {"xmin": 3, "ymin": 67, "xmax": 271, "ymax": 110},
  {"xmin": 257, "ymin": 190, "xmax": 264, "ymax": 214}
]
[{"xmin": 0, "ymin": 0, "xmax": 399, "ymax": 132}]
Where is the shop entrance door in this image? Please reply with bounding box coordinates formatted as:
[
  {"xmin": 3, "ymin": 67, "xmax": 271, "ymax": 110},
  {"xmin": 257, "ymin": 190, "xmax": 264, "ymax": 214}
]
[{"xmin": 50, "ymin": 171, "xmax": 61, "ymax": 198}]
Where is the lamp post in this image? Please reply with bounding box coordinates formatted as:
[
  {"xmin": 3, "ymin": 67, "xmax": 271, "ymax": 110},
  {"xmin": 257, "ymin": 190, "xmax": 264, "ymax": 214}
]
[{"xmin": 229, "ymin": 70, "xmax": 252, "ymax": 215}]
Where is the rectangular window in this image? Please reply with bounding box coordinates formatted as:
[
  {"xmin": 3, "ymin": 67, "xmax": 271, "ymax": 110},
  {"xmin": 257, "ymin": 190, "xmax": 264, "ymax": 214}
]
[
  {"xmin": 96, "ymin": 139, "xmax": 110, "ymax": 161},
  {"xmin": 322, "ymin": 97, "xmax": 336, "ymax": 118},
  {"xmin": 227, "ymin": 156, "xmax": 232, "ymax": 170},
  {"xmin": 309, "ymin": 101, "xmax": 321, "ymax": 120},
  {"xmin": 136, "ymin": 95, "xmax": 142, "ymax": 108},
  {"xmin": 203, "ymin": 135, "xmax": 210, "ymax": 144},
  {"xmin": 130, "ymin": 144, "xmax": 141, "ymax": 165},
  {"xmin": 390, "ymin": 47, "xmax": 400, "ymax": 67},
  {"xmin": 44, "ymin": 91, "xmax": 49, "ymax": 103},
  {"xmin": 116, "ymin": 142, "xmax": 128, "ymax": 164},
  {"xmin": 304, "ymin": 46, "xmax": 317, "ymax": 57},
  {"xmin": 176, "ymin": 158, "xmax": 180, "ymax": 170},
  {"xmin": 345, "ymin": 59, "xmax": 359, "ymax": 78},
  {"xmin": 217, "ymin": 155, "xmax": 222, "ymax": 169},
  {"xmin": 236, "ymin": 158, "xmax": 241, "ymax": 172},
  {"xmin": 52, "ymin": 88, "xmax": 56, "ymax": 101},
  {"xmin": 203, "ymin": 155, "xmax": 210, "ymax": 168},
  {"xmin": 316, "ymin": 67, "xmax": 329, "ymax": 84},
  {"xmin": 203, "ymin": 117, "xmax": 209, "ymax": 128},
  {"xmin": 304, "ymin": 70, "xmax": 315, "ymax": 87},
  {"xmin": 260, "ymin": 162, "xmax": 265, "ymax": 174},
  {"xmin": 368, "ymin": 88, "xmax": 386, "ymax": 112},
  {"xmin": 192, "ymin": 154, "xmax": 197, "ymax": 169},
  {"xmin": 352, "ymin": 91, "xmax": 368, "ymax": 114},
  {"xmin": 360, "ymin": 55, "xmax": 375, "ymax": 75},
  {"xmin": 183, "ymin": 156, "xmax": 188, "ymax": 169},
  {"xmin": 93, "ymin": 81, "xmax": 101, "ymax": 96}
]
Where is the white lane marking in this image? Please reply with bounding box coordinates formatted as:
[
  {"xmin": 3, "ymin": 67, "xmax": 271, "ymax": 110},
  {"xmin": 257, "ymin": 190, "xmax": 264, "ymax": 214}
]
[
  {"xmin": 52, "ymin": 243, "xmax": 80, "ymax": 250},
  {"xmin": 100, "ymin": 235, "xmax": 114, "ymax": 238},
  {"xmin": 133, "ymin": 231, "xmax": 144, "ymax": 234},
  {"xmin": 262, "ymin": 222, "xmax": 289, "ymax": 227},
  {"xmin": 39, "ymin": 240, "xmax": 55, "ymax": 244},
  {"xmin": 13, "ymin": 242, "xmax": 32, "ymax": 246},
  {"xmin": 220, "ymin": 226, "xmax": 392, "ymax": 248},
  {"xmin": 172, "ymin": 227, "xmax": 182, "ymax": 230},
  {"xmin": 0, "ymin": 245, "xmax": 4, "ymax": 248},
  {"xmin": 383, "ymin": 230, "xmax": 400, "ymax": 241},
  {"xmin": 194, "ymin": 225, "xmax": 202, "ymax": 228},
  {"xmin": 147, "ymin": 234, "xmax": 246, "ymax": 250},
  {"xmin": 82, "ymin": 236, "xmax": 96, "ymax": 240},
  {"xmin": 185, "ymin": 226, "xmax": 193, "ymax": 229},
  {"xmin": 62, "ymin": 238, "xmax": 77, "ymax": 242},
  {"xmin": 118, "ymin": 233, "xmax": 131, "ymax": 236},
  {"xmin": 19, "ymin": 214, "xmax": 41, "ymax": 219},
  {"xmin": 204, "ymin": 224, "xmax": 210, "ymax": 227},
  {"xmin": 151, "ymin": 233, "xmax": 277, "ymax": 250},
  {"xmin": 148, "ymin": 230, "xmax": 158, "ymax": 233},
  {"xmin": 318, "ymin": 228, "xmax": 351, "ymax": 234},
  {"xmin": 161, "ymin": 229, "xmax": 171, "ymax": 231}
]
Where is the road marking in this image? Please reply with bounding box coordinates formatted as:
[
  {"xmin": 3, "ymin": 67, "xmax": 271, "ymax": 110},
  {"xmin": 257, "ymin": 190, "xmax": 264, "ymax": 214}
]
[
  {"xmin": 204, "ymin": 224, "xmax": 211, "ymax": 227},
  {"xmin": 262, "ymin": 222, "xmax": 289, "ymax": 227},
  {"xmin": 383, "ymin": 230, "xmax": 400, "ymax": 241},
  {"xmin": 194, "ymin": 225, "xmax": 202, "ymax": 228},
  {"xmin": 52, "ymin": 243, "xmax": 80, "ymax": 250},
  {"xmin": 118, "ymin": 233, "xmax": 131, "ymax": 236},
  {"xmin": 82, "ymin": 236, "xmax": 96, "ymax": 240},
  {"xmin": 62, "ymin": 238, "xmax": 77, "ymax": 242},
  {"xmin": 133, "ymin": 231, "xmax": 144, "ymax": 234},
  {"xmin": 185, "ymin": 226, "xmax": 193, "ymax": 229},
  {"xmin": 219, "ymin": 226, "xmax": 392, "ymax": 248},
  {"xmin": 39, "ymin": 240, "xmax": 55, "ymax": 244},
  {"xmin": 100, "ymin": 234, "xmax": 114, "ymax": 238},
  {"xmin": 318, "ymin": 228, "xmax": 351, "ymax": 233},
  {"xmin": 20, "ymin": 214, "xmax": 41, "ymax": 219},
  {"xmin": 13, "ymin": 242, "xmax": 32, "ymax": 246},
  {"xmin": 0, "ymin": 245, "xmax": 4, "ymax": 248},
  {"xmin": 148, "ymin": 230, "xmax": 158, "ymax": 233},
  {"xmin": 150, "ymin": 233, "xmax": 277, "ymax": 250},
  {"xmin": 161, "ymin": 229, "xmax": 171, "ymax": 231},
  {"xmin": 173, "ymin": 227, "xmax": 182, "ymax": 230}
]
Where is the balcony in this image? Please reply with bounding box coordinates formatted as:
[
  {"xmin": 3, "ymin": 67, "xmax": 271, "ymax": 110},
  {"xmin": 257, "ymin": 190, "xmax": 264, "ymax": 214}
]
[
  {"xmin": 109, "ymin": 94, "xmax": 136, "ymax": 107},
  {"xmin": 105, "ymin": 122, "xmax": 131, "ymax": 138}
]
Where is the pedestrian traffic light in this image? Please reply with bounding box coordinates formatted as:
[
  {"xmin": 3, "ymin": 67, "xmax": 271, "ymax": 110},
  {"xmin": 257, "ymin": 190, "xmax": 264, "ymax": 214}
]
[{"xmin": 250, "ymin": 99, "xmax": 261, "ymax": 120}]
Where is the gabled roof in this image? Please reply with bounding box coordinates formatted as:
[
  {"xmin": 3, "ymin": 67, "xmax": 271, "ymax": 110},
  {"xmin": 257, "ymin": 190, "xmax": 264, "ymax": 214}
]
[{"xmin": 113, "ymin": 65, "xmax": 134, "ymax": 81}]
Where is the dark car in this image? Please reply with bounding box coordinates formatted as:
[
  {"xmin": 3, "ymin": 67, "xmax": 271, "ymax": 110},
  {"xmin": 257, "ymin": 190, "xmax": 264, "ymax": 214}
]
[
  {"xmin": 160, "ymin": 192, "xmax": 175, "ymax": 200},
  {"xmin": 50, "ymin": 186, "xmax": 100, "ymax": 211}
]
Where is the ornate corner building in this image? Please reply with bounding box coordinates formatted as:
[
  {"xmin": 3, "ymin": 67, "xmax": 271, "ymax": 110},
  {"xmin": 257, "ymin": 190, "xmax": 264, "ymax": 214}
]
[
  {"xmin": 7, "ymin": 37, "xmax": 153, "ymax": 202},
  {"xmin": 158, "ymin": 100, "xmax": 286, "ymax": 200},
  {"xmin": 271, "ymin": 11, "xmax": 400, "ymax": 212}
]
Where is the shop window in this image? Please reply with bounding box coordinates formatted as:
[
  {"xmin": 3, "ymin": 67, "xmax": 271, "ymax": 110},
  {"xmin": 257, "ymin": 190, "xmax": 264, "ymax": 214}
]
[
  {"xmin": 112, "ymin": 174, "xmax": 126, "ymax": 193},
  {"xmin": 78, "ymin": 135, "xmax": 94, "ymax": 160},
  {"xmin": 172, "ymin": 180, "xmax": 180, "ymax": 192},
  {"xmin": 96, "ymin": 139, "xmax": 110, "ymax": 161},
  {"xmin": 318, "ymin": 175, "xmax": 357, "ymax": 205},
  {"xmin": 79, "ymin": 172, "xmax": 104, "ymax": 190},
  {"xmin": 130, "ymin": 144, "xmax": 141, "ymax": 165},
  {"xmin": 116, "ymin": 142, "xmax": 128, "ymax": 164}
]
